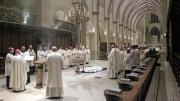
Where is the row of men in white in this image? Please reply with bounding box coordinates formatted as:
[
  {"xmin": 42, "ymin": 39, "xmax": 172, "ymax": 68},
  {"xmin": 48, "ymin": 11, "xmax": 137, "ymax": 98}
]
[
  {"xmin": 108, "ymin": 45, "xmax": 140, "ymax": 79},
  {"xmin": 5, "ymin": 45, "xmax": 90, "ymax": 98},
  {"xmin": 37, "ymin": 46, "xmax": 91, "ymax": 67},
  {"xmin": 5, "ymin": 46, "xmax": 62, "ymax": 98}
]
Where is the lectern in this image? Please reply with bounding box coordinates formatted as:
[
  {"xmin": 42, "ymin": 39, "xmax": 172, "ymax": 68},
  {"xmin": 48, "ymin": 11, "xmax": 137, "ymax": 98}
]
[{"xmin": 35, "ymin": 58, "xmax": 47, "ymax": 87}]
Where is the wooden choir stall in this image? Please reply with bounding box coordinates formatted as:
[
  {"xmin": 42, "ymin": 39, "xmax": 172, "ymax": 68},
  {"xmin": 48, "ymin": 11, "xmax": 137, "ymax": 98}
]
[{"xmin": 104, "ymin": 57, "xmax": 157, "ymax": 101}]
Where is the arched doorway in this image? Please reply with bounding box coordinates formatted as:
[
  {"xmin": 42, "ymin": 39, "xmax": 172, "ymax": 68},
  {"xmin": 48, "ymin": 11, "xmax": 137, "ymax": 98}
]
[{"xmin": 150, "ymin": 27, "xmax": 160, "ymax": 46}]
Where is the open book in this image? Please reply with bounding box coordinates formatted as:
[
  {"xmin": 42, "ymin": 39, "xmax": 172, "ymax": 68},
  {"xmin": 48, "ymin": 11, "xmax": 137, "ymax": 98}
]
[{"xmin": 24, "ymin": 56, "xmax": 34, "ymax": 61}]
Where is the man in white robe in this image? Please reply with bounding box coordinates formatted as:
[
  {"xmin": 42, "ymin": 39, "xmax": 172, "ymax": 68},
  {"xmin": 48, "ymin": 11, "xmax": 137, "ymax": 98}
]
[
  {"xmin": 84, "ymin": 47, "xmax": 91, "ymax": 64},
  {"xmin": 27, "ymin": 45, "xmax": 36, "ymax": 75},
  {"xmin": 44, "ymin": 46, "xmax": 50, "ymax": 58},
  {"xmin": 108, "ymin": 45, "xmax": 121, "ymax": 79},
  {"xmin": 73, "ymin": 46, "xmax": 79, "ymax": 58},
  {"xmin": 124, "ymin": 49, "xmax": 132, "ymax": 78},
  {"xmin": 68, "ymin": 47, "xmax": 73, "ymax": 67},
  {"xmin": 58, "ymin": 47, "xmax": 65, "ymax": 66},
  {"xmin": 5, "ymin": 47, "xmax": 14, "ymax": 89},
  {"xmin": 119, "ymin": 49, "xmax": 124, "ymax": 72},
  {"xmin": 21, "ymin": 46, "xmax": 30, "ymax": 84},
  {"xmin": 10, "ymin": 49, "xmax": 27, "ymax": 92},
  {"xmin": 64, "ymin": 48, "xmax": 70, "ymax": 68},
  {"xmin": 46, "ymin": 46, "xmax": 63, "ymax": 99},
  {"xmin": 130, "ymin": 46, "xmax": 136, "ymax": 70},
  {"xmin": 37, "ymin": 46, "xmax": 45, "ymax": 60},
  {"xmin": 134, "ymin": 46, "xmax": 140, "ymax": 65}
]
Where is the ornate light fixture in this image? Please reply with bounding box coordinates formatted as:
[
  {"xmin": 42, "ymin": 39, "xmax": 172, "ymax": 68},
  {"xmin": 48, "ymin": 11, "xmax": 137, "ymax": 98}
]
[{"xmin": 68, "ymin": 1, "xmax": 89, "ymax": 26}]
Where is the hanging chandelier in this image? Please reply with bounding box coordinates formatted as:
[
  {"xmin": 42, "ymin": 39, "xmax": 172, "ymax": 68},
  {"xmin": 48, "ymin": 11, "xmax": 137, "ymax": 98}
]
[{"xmin": 68, "ymin": 1, "xmax": 89, "ymax": 26}]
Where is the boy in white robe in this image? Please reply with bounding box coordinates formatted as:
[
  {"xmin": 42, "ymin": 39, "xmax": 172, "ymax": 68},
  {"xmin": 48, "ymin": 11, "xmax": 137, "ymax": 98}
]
[{"xmin": 5, "ymin": 47, "xmax": 14, "ymax": 89}]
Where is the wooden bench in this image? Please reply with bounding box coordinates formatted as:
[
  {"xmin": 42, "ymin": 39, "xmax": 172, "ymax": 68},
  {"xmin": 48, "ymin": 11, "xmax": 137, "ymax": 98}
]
[{"xmin": 104, "ymin": 58, "xmax": 156, "ymax": 101}]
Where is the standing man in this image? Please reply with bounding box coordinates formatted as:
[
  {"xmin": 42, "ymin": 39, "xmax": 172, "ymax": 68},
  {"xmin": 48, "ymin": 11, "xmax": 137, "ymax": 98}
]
[
  {"xmin": 84, "ymin": 46, "xmax": 91, "ymax": 64},
  {"xmin": 64, "ymin": 48, "xmax": 70, "ymax": 68},
  {"xmin": 108, "ymin": 45, "xmax": 121, "ymax": 79},
  {"xmin": 5, "ymin": 47, "xmax": 14, "ymax": 89},
  {"xmin": 27, "ymin": 45, "xmax": 36, "ymax": 75},
  {"xmin": 10, "ymin": 49, "xmax": 27, "ymax": 92},
  {"xmin": 119, "ymin": 49, "xmax": 124, "ymax": 72},
  {"xmin": 46, "ymin": 46, "xmax": 63, "ymax": 99},
  {"xmin": 124, "ymin": 49, "xmax": 132, "ymax": 78},
  {"xmin": 37, "ymin": 46, "xmax": 45, "ymax": 60},
  {"xmin": 21, "ymin": 46, "xmax": 30, "ymax": 84}
]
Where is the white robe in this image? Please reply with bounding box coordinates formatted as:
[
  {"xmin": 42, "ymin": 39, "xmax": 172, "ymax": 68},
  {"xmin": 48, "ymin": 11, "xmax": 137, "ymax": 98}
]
[
  {"xmin": 5, "ymin": 53, "xmax": 13, "ymax": 76},
  {"xmin": 27, "ymin": 49, "xmax": 36, "ymax": 66},
  {"xmin": 130, "ymin": 50, "xmax": 136, "ymax": 67},
  {"xmin": 124, "ymin": 54, "xmax": 132, "ymax": 70},
  {"xmin": 64, "ymin": 50, "xmax": 70, "ymax": 67},
  {"xmin": 84, "ymin": 49, "xmax": 90, "ymax": 63},
  {"xmin": 108, "ymin": 48, "xmax": 121, "ymax": 78},
  {"xmin": 58, "ymin": 49, "xmax": 65, "ymax": 66},
  {"xmin": 73, "ymin": 48, "xmax": 79, "ymax": 58},
  {"xmin": 21, "ymin": 52, "xmax": 30, "ymax": 72},
  {"xmin": 78, "ymin": 50, "xmax": 84, "ymax": 58},
  {"xmin": 37, "ymin": 50, "xmax": 45, "ymax": 60},
  {"xmin": 119, "ymin": 51, "xmax": 124, "ymax": 70},
  {"xmin": 46, "ymin": 52, "xmax": 63, "ymax": 97},
  {"xmin": 135, "ymin": 49, "xmax": 140, "ymax": 65},
  {"xmin": 10, "ymin": 55, "xmax": 27, "ymax": 91}
]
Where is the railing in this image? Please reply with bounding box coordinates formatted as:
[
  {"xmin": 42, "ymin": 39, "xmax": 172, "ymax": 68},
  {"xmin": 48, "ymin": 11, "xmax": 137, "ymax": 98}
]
[
  {"xmin": 54, "ymin": 19, "xmax": 78, "ymax": 43},
  {"xmin": 171, "ymin": 52, "xmax": 180, "ymax": 87}
]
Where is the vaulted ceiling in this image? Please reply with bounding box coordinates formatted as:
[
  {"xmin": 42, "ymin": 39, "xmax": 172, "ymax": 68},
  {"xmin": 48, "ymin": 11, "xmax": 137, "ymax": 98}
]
[{"xmin": 99, "ymin": 0, "xmax": 162, "ymax": 31}]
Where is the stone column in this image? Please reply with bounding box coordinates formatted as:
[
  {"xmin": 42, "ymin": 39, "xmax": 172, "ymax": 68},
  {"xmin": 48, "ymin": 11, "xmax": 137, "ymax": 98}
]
[
  {"xmin": 119, "ymin": 24, "xmax": 123, "ymax": 47},
  {"xmin": 113, "ymin": 21, "xmax": 118, "ymax": 46},
  {"xmin": 81, "ymin": 0, "xmax": 87, "ymax": 47},
  {"xmin": 105, "ymin": 18, "xmax": 110, "ymax": 52},
  {"xmin": 91, "ymin": 0, "xmax": 99, "ymax": 59}
]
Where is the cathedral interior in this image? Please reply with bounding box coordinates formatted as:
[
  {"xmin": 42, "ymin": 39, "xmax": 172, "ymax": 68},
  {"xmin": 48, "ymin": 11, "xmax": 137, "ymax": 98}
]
[{"xmin": 0, "ymin": 0, "xmax": 180, "ymax": 101}]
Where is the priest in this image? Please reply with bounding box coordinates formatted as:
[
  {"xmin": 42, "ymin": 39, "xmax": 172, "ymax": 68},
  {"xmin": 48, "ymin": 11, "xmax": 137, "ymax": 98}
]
[
  {"xmin": 37, "ymin": 46, "xmax": 45, "ymax": 60},
  {"xmin": 10, "ymin": 49, "xmax": 27, "ymax": 92},
  {"xmin": 46, "ymin": 46, "xmax": 63, "ymax": 99},
  {"xmin": 73, "ymin": 46, "xmax": 79, "ymax": 58},
  {"xmin": 108, "ymin": 45, "xmax": 121, "ymax": 79},
  {"xmin": 5, "ymin": 47, "xmax": 14, "ymax": 89},
  {"xmin": 21, "ymin": 46, "xmax": 30, "ymax": 84},
  {"xmin": 27, "ymin": 45, "xmax": 36, "ymax": 75},
  {"xmin": 64, "ymin": 48, "xmax": 70, "ymax": 68},
  {"xmin": 84, "ymin": 46, "xmax": 91, "ymax": 64}
]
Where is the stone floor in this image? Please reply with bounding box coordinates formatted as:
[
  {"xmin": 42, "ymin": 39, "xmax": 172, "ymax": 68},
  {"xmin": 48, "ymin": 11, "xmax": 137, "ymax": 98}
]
[
  {"xmin": 0, "ymin": 60, "xmax": 123, "ymax": 101},
  {"xmin": 0, "ymin": 59, "xmax": 179, "ymax": 101}
]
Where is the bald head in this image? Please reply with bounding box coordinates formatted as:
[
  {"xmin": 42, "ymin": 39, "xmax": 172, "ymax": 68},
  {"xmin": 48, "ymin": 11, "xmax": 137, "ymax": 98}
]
[{"xmin": 52, "ymin": 46, "xmax": 57, "ymax": 52}]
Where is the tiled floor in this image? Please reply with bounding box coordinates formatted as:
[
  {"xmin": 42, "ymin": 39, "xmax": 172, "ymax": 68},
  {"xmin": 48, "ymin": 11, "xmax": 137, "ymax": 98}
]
[{"xmin": 0, "ymin": 60, "xmax": 122, "ymax": 101}]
